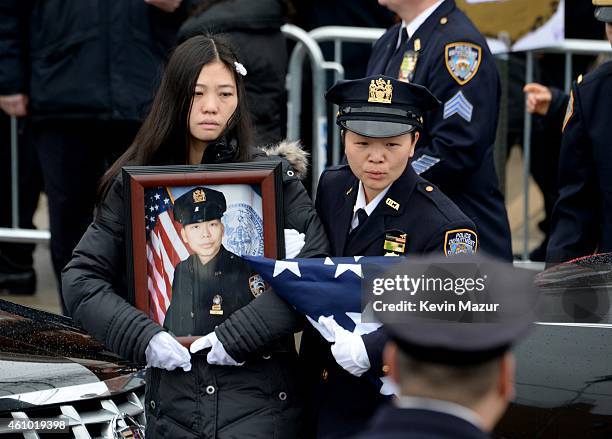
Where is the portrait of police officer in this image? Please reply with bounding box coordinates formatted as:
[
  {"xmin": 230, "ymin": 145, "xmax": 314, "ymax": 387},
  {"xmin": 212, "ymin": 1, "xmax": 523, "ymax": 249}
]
[
  {"xmin": 300, "ymin": 75, "xmax": 479, "ymax": 438},
  {"xmin": 368, "ymin": 0, "xmax": 512, "ymax": 261},
  {"xmin": 357, "ymin": 256, "xmax": 535, "ymax": 439},
  {"xmin": 546, "ymin": 0, "xmax": 612, "ymax": 264},
  {"xmin": 164, "ymin": 186, "xmax": 263, "ymax": 336}
]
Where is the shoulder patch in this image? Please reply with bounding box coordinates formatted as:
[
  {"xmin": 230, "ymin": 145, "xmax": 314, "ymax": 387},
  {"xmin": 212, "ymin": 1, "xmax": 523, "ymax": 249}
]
[
  {"xmin": 444, "ymin": 229, "xmax": 478, "ymax": 256},
  {"xmin": 249, "ymin": 274, "xmax": 266, "ymax": 297},
  {"xmin": 562, "ymin": 90, "xmax": 574, "ymax": 133},
  {"xmin": 445, "ymin": 42, "xmax": 482, "ymax": 86}
]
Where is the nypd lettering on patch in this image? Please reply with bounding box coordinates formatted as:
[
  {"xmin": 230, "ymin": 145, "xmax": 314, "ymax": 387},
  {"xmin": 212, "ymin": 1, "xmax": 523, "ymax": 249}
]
[
  {"xmin": 443, "ymin": 91, "xmax": 473, "ymax": 122},
  {"xmin": 444, "ymin": 229, "xmax": 478, "ymax": 256},
  {"xmin": 445, "ymin": 42, "xmax": 481, "ymax": 85}
]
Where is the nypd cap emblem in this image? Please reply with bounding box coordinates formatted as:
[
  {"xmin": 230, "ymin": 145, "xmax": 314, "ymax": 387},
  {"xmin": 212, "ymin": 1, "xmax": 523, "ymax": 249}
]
[{"xmin": 445, "ymin": 42, "xmax": 481, "ymax": 86}]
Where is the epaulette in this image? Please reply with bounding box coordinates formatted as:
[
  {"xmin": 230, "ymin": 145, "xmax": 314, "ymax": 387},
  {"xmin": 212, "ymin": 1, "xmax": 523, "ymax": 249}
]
[
  {"xmin": 415, "ymin": 181, "xmax": 467, "ymax": 223},
  {"xmin": 577, "ymin": 61, "xmax": 612, "ymax": 87}
]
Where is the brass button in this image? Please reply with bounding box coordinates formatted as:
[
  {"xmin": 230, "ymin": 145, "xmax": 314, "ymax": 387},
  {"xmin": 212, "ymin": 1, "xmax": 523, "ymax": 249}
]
[
  {"xmin": 279, "ymin": 392, "xmax": 288, "ymax": 401},
  {"xmin": 206, "ymin": 385, "xmax": 216, "ymax": 395},
  {"xmin": 150, "ymin": 400, "xmax": 156, "ymax": 409},
  {"xmin": 287, "ymin": 170, "xmax": 295, "ymax": 177},
  {"xmin": 440, "ymin": 17, "xmax": 448, "ymax": 25},
  {"xmin": 426, "ymin": 185, "xmax": 434, "ymax": 192},
  {"xmin": 321, "ymin": 369, "xmax": 329, "ymax": 381},
  {"xmin": 262, "ymin": 354, "xmax": 271, "ymax": 360},
  {"xmin": 382, "ymin": 365, "xmax": 390, "ymax": 374}
]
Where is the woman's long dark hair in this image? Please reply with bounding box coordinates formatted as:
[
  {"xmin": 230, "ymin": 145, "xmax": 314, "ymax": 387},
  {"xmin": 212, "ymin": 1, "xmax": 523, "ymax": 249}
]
[{"xmin": 98, "ymin": 34, "xmax": 253, "ymax": 201}]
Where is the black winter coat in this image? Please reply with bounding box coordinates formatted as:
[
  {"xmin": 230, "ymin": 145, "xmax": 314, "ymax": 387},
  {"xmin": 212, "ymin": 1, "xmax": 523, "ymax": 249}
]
[
  {"xmin": 0, "ymin": 0, "xmax": 190, "ymax": 121},
  {"xmin": 62, "ymin": 144, "xmax": 330, "ymax": 438}
]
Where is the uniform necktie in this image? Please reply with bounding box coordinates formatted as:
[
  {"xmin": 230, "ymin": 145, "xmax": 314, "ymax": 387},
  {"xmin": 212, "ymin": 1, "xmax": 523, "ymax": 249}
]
[
  {"xmin": 350, "ymin": 208, "xmax": 369, "ymax": 235},
  {"xmin": 396, "ymin": 28, "xmax": 408, "ymax": 52}
]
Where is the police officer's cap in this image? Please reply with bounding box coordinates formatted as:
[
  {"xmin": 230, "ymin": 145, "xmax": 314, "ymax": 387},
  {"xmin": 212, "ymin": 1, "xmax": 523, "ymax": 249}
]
[
  {"xmin": 594, "ymin": 0, "xmax": 612, "ymax": 22},
  {"xmin": 173, "ymin": 186, "xmax": 226, "ymax": 226},
  {"xmin": 375, "ymin": 254, "xmax": 536, "ymax": 366},
  {"xmin": 326, "ymin": 75, "xmax": 440, "ymax": 138}
]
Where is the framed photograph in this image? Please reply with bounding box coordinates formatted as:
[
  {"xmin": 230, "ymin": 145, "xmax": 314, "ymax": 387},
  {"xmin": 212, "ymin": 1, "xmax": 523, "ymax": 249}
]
[{"xmin": 123, "ymin": 162, "xmax": 284, "ymax": 345}]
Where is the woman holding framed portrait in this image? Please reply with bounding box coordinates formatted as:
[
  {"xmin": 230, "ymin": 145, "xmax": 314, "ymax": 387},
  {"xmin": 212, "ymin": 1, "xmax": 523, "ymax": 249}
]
[{"xmin": 62, "ymin": 34, "xmax": 329, "ymax": 438}]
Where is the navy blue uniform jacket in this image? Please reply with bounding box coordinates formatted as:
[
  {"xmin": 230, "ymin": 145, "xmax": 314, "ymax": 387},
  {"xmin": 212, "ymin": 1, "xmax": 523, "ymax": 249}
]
[
  {"xmin": 356, "ymin": 406, "xmax": 489, "ymax": 439},
  {"xmin": 547, "ymin": 61, "xmax": 612, "ymax": 263},
  {"xmin": 300, "ymin": 164, "xmax": 477, "ymax": 438},
  {"xmin": 366, "ymin": 0, "xmax": 511, "ymax": 261}
]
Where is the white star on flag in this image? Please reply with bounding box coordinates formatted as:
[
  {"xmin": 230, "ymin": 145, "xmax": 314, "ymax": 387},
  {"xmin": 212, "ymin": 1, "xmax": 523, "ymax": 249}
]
[
  {"xmin": 334, "ymin": 263, "xmax": 362, "ymax": 278},
  {"xmin": 324, "ymin": 257, "xmax": 335, "ymax": 265},
  {"xmin": 154, "ymin": 193, "xmax": 161, "ymax": 200},
  {"xmin": 273, "ymin": 260, "xmax": 301, "ymax": 278}
]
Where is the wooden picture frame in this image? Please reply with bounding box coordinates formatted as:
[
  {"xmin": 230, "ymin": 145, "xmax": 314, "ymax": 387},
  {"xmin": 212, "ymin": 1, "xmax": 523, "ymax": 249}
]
[{"xmin": 123, "ymin": 161, "xmax": 284, "ymax": 345}]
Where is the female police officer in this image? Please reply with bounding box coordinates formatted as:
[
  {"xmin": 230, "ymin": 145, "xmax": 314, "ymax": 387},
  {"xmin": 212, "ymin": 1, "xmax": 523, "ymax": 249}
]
[{"xmin": 300, "ymin": 75, "xmax": 479, "ymax": 438}]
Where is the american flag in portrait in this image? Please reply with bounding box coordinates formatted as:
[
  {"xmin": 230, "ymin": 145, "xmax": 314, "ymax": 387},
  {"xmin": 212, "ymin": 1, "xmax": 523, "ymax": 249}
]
[{"xmin": 144, "ymin": 187, "xmax": 189, "ymax": 324}]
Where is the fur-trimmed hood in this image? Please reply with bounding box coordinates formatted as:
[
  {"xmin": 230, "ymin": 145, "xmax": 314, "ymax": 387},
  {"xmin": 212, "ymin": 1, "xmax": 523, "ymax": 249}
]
[{"xmin": 262, "ymin": 140, "xmax": 309, "ymax": 180}]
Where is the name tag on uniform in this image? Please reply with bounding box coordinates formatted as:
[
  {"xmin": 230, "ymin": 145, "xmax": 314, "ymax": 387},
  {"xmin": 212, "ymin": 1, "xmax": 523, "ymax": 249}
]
[{"xmin": 384, "ymin": 230, "xmax": 407, "ymax": 256}]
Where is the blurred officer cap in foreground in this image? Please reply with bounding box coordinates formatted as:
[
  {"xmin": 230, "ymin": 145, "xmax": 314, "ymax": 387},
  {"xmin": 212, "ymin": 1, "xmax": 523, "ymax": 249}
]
[{"xmin": 370, "ymin": 253, "xmax": 538, "ymax": 366}]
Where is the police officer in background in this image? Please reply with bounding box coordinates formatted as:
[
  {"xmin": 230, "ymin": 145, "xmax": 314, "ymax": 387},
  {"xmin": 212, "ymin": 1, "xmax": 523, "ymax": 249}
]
[
  {"xmin": 546, "ymin": 0, "xmax": 612, "ymax": 264},
  {"xmin": 357, "ymin": 256, "xmax": 535, "ymax": 439},
  {"xmin": 300, "ymin": 75, "xmax": 479, "ymax": 438},
  {"xmin": 165, "ymin": 187, "xmax": 264, "ymax": 337},
  {"xmin": 367, "ymin": 0, "xmax": 512, "ymax": 261}
]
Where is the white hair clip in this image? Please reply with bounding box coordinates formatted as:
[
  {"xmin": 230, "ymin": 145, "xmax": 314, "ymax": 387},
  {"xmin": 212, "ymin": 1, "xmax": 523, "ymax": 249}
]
[{"xmin": 234, "ymin": 62, "xmax": 247, "ymax": 77}]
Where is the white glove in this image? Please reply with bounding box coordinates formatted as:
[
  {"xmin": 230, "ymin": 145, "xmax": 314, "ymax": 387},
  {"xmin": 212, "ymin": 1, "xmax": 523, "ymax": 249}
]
[
  {"xmin": 145, "ymin": 332, "xmax": 192, "ymax": 372},
  {"xmin": 190, "ymin": 331, "xmax": 244, "ymax": 366},
  {"xmin": 284, "ymin": 228, "xmax": 305, "ymax": 259},
  {"xmin": 318, "ymin": 316, "xmax": 371, "ymax": 377}
]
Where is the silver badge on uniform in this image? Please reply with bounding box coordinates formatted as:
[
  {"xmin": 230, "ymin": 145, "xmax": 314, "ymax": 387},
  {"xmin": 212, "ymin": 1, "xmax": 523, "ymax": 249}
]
[{"xmin": 249, "ymin": 274, "xmax": 266, "ymax": 297}]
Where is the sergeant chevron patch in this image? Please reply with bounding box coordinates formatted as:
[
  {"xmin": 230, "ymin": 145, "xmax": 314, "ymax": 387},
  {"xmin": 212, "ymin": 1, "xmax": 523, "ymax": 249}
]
[{"xmin": 443, "ymin": 91, "xmax": 473, "ymax": 122}]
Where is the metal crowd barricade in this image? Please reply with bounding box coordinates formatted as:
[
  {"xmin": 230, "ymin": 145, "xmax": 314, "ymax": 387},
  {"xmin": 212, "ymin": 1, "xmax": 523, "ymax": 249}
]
[
  {"xmin": 0, "ymin": 116, "xmax": 50, "ymax": 244},
  {"xmin": 281, "ymin": 24, "xmax": 345, "ymax": 195}
]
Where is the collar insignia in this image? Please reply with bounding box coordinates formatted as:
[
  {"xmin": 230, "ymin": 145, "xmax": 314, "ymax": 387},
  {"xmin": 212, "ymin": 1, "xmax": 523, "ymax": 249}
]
[{"xmin": 385, "ymin": 198, "xmax": 400, "ymax": 210}]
